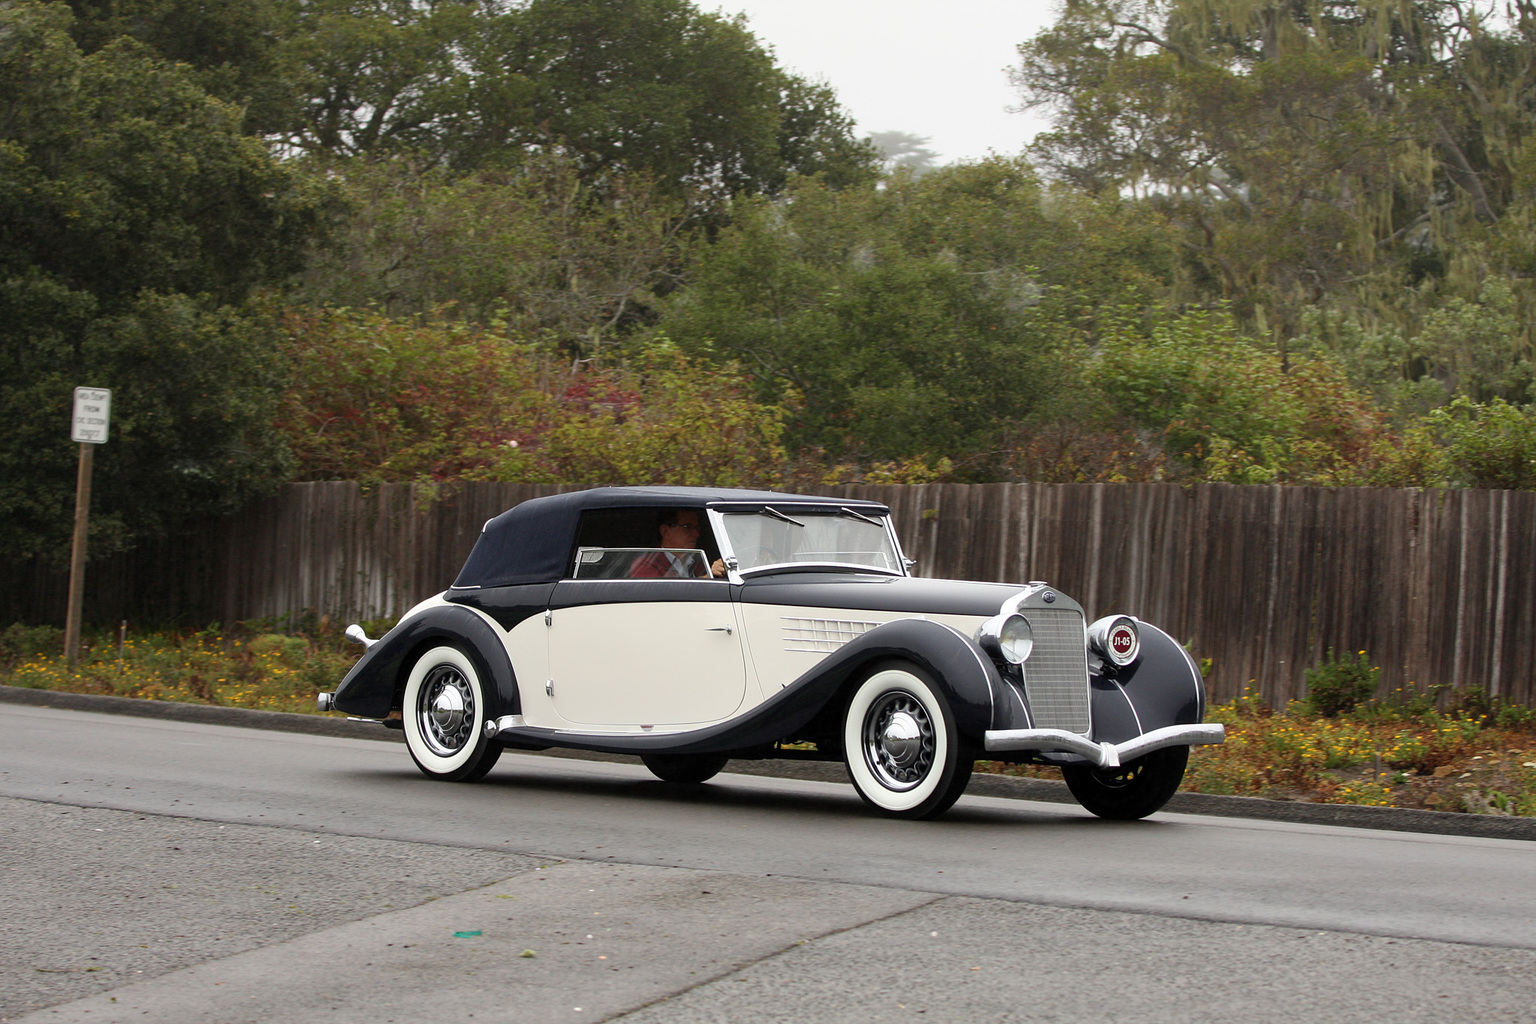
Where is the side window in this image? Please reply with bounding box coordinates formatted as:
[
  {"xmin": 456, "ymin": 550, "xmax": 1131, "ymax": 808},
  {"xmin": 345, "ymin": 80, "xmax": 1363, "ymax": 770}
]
[{"xmin": 568, "ymin": 508, "xmax": 719, "ymax": 580}]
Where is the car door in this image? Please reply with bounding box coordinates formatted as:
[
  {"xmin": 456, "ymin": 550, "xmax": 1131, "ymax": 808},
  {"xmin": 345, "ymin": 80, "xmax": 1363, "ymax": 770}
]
[{"xmin": 545, "ymin": 578, "xmax": 747, "ymax": 727}]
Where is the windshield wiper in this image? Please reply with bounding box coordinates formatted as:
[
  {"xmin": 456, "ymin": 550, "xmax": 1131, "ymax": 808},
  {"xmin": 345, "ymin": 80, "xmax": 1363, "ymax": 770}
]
[
  {"xmin": 836, "ymin": 506, "xmax": 882, "ymax": 527},
  {"xmin": 759, "ymin": 507, "xmax": 805, "ymax": 527}
]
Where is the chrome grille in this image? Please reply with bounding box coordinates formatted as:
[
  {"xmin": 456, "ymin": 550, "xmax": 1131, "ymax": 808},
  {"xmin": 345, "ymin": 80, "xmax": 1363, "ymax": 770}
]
[{"xmin": 1022, "ymin": 607, "xmax": 1090, "ymax": 733}]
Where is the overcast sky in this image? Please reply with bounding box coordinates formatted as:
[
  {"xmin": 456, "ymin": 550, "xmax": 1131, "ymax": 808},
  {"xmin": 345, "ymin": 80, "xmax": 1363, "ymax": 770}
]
[{"xmin": 713, "ymin": 0, "xmax": 1059, "ymax": 165}]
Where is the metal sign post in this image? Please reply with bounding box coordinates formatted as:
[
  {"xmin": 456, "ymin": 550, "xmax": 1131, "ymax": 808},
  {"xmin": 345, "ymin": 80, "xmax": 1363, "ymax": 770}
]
[{"xmin": 65, "ymin": 387, "xmax": 110, "ymax": 666}]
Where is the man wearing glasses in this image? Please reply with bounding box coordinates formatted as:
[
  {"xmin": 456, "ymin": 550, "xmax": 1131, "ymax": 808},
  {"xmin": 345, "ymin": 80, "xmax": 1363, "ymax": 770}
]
[{"xmin": 629, "ymin": 509, "xmax": 727, "ymax": 578}]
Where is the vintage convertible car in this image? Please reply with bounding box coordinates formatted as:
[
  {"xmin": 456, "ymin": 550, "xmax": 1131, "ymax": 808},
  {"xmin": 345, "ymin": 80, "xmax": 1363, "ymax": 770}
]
[{"xmin": 320, "ymin": 486, "xmax": 1224, "ymax": 819}]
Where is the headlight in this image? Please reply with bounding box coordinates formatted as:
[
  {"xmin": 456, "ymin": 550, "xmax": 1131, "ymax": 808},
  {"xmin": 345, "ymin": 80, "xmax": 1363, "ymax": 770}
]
[
  {"xmin": 978, "ymin": 613, "xmax": 1033, "ymax": 665},
  {"xmin": 1088, "ymin": 615, "xmax": 1140, "ymax": 668}
]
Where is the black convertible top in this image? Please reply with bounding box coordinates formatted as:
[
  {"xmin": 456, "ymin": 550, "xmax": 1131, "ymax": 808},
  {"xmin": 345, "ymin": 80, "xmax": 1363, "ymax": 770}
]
[{"xmin": 451, "ymin": 486, "xmax": 890, "ymax": 589}]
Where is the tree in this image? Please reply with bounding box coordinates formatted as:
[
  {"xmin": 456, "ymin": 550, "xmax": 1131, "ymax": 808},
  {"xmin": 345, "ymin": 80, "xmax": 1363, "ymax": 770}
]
[
  {"xmin": 530, "ymin": 342, "xmax": 787, "ymax": 488},
  {"xmin": 292, "ymin": 154, "xmax": 696, "ymax": 356},
  {"xmin": 868, "ymin": 131, "xmax": 942, "ymax": 176},
  {"xmin": 775, "ymin": 76, "xmax": 881, "ymax": 190},
  {"xmin": 0, "ymin": 2, "xmax": 316, "ymax": 562},
  {"xmin": 656, "ymin": 171, "xmax": 1082, "ymax": 469},
  {"xmin": 1083, "ymin": 306, "xmax": 1387, "ymax": 484},
  {"xmin": 267, "ymin": 0, "xmax": 485, "ymax": 160},
  {"xmin": 1011, "ymin": 0, "xmax": 1536, "ymax": 345},
  {"xmin": 276, "ymin": 307, "xmax": 552, "ymax": 484},
  {"xmin": 264, "ymin": 0, "xmax": 877, "ymax": 194},
  {"xmin": 60, "ymin": 0, "xmax": 295, "ymax": 134}
]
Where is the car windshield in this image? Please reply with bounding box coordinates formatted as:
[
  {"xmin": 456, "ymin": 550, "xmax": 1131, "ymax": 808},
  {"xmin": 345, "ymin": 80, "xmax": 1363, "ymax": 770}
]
[{"xmin": 719, "ymin": 508, "xmax": 902, "ymax": 574}]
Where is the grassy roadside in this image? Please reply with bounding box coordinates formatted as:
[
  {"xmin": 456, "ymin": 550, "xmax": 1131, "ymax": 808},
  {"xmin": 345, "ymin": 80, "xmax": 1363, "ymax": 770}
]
[
  {"xmin": 981, "ymin": 690, "xmax": 1536, "ymax": 815},
  {"xmin": 0, "ymin": 619, "xmax": 381, "ymax": 716},
  {"xmin": 5, "ymin": 623, "xmax": 1535, "ymax": 816}
]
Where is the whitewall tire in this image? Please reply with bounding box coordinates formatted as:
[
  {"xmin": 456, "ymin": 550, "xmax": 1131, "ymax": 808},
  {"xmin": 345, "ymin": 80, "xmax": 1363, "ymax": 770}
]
[
  {"xmin": 842, "ymin": 663, "xmax": 972, "ymax": 819},
  {"xmin": 402, "ymin": 645, "xmax": 502, "ymax": 782}
]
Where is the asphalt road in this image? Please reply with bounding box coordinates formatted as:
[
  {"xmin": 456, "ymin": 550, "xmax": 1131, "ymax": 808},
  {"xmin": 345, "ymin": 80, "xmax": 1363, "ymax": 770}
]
[{"xmin": 3, "ymin": 701, "xmax": 1535, "ymax": 1023}]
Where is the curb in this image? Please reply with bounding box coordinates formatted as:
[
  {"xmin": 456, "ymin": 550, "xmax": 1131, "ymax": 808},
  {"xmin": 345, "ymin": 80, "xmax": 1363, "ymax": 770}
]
[
  {"xmin": 5, "ymin": 685, "xmax": 1534, "ymax": 842},
  {"xmin": 0, "ymin": 684, "xmax": 395, "ymax": 741}
]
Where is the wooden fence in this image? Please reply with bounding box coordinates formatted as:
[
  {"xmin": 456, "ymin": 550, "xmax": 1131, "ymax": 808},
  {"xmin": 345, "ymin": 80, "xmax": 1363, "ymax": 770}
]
[{"xmin": 8, "ymin": 481, "xmax": 1535, "ymax": 706}]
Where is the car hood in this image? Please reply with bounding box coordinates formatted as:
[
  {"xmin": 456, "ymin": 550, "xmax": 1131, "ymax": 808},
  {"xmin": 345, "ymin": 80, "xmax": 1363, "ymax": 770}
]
[{"xmin": 736, "ymin": 573, "xmax": 1027, "ymax": 617}]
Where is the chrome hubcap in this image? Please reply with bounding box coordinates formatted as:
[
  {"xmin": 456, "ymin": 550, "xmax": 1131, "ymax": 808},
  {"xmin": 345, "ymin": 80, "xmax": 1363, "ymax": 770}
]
[
  {"xmin": 418, "ymin": 664, "xmax": 475, "ymax": 756},
  {"xmin": 862, "ymin": 690, "xmax": 935, "ymax": 791}
]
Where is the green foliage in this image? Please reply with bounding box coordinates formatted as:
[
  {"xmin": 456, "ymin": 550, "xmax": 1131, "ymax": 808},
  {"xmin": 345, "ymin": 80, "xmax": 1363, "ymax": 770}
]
[
  {"xmin": 1013, "ymin": 0, "xmax": 1536, "ymax": 350},
  {"xmin": 278, "ymin": 308, "xmax": 786, "ymax": 487},
  {"xmin": 522, "ymin": 343, "xmax": 786, "ymax": 488},
  {"xmin": 0, "ymin": 622, "xmax": 64, "ymax": 666},
  {"xmin": 61, "ymin": 0, "xmax": 293, "ymax": 134},
  {"xmin": 1438, "ymin": 687, "xmax": 1536, "ymax": 730},
  {"xmin": 659, "ymin": 166, "xmax": 1141, "ymax": 469},
  {"xmin": 0, "ymin": 623, "xmax": 361, "ymax": 712},
  {"xmin": 1082, "ymin": 307, "xmax": 1386, "ymax": 482},
  {"xmin": 0, "ymin": 2, "xmax": 314, "ymax": 561},
  {"xmin": 1, "ymin": 9, "xmax": 313, "ymax": 305},
  {"xmin": 12, "ymin": 0, "xmax": 1536, "ymax": 502},
  {"xmin": 245, "ymin": 633, "xmax": 308, "ymax": 667},
  {"xmin": 773, "ymin": 75, "xmax": 881, "ymax": 190},
  {"xmin": 268, "ymin": 0, "xmax": 485, "ymax": 159},
  {"xmin": 1187, "ymin": 689, "xmax": 1536, "ymax": 810},
  {"xmin": 277, "ymin": 307, "xmax": 555, "ymax": 483},
  {"xmin": 1423, "ymin": 396, "xmax": 1536, "ymax": 491},
  {"xmin": 1303, "ymin": 649, "xmax": 1381, "ymax": 718},
  {"xmin": 265, "ymin": 0, "xmax": 876, "ymax": 195},
  {"xmin": 1415, "ymin": 277, "xmax": 1534, "ymax": 406},
  {"xmin": 293, "ymin": 155, "xmax": 693, "ymax": 355}
]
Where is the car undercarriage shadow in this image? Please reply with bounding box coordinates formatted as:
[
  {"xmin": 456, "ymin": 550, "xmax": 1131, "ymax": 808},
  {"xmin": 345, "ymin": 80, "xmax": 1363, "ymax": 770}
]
[{"xmin": 336, "ymin": 760, "xmax": 1149, "ymax": 828}]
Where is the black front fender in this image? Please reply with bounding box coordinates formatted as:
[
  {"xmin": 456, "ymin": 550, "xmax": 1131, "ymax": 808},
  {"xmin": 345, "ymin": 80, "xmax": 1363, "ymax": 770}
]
[
  {"xmin": 823, "ymin": 617, "xmax": 1002, "ymax": 745},
  {"xmin": 1088, "ymin": 622, "xmax": 1205, "ymax": 746},
  {"xmin": 331, "ymin": 604, "xmax": 519, "ymax": 720}
]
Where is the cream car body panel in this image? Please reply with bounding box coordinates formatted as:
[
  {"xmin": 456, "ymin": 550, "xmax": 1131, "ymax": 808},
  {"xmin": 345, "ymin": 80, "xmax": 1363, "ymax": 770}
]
[
  {"xmin": 736, "ymin": 603, "xmax": 989, "ymax": 693},
  {"xmin": 545, "ymin": 591, "xmax": 748, "ymax": 728}
]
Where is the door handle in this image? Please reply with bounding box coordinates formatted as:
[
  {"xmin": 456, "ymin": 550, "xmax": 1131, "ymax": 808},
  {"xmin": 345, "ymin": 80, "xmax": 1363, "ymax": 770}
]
[{"xmin": 706, "ymin": 626, "xmax": 734, "ymax": 635}]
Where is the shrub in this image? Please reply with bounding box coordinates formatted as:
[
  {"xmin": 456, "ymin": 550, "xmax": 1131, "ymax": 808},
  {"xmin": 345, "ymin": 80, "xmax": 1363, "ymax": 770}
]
[
  {"xmin": 246, "ymin": 634, "xmax": 308, "ymax": 667},
  {"xmin": 0, "ymin": 623, "xmax": 63, "ymax": 667},
  {"xmin": 1426, "ymin": 396, "xmax": 1536, "ymax": 490},
  {"xmin": 1303, "ymin": 648, "xmax": 1380, "ymax": 717}
]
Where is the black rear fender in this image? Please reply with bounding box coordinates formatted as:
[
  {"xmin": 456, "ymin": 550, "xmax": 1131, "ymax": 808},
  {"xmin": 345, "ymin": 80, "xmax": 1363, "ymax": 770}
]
[{"xmin": 331, "ymin": 604, "xmax": 519, "ymax": 720}]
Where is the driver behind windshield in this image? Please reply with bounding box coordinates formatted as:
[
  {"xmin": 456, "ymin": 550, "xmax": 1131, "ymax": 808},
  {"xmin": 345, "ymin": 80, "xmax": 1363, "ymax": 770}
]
[{"xmin": 629, "ymin": 509, "xmax": 726, "ymax": 578}]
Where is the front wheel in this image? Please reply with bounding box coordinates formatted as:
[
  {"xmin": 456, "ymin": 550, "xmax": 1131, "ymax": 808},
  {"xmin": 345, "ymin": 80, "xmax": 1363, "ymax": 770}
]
[
  {"xmin": 641, "ymin": 753, "xmax": 729, "ymax": 784},
  {"xmin": 1062, "ymin": 745, "xmax": 1188, "ymax": 820},
  {"xmin": 843, "ymin": 663, "xmax": 972, "ymax": 819},
  {"xmin": 401, "ymin": 646, "xmax": 502, "ymax": 782}
]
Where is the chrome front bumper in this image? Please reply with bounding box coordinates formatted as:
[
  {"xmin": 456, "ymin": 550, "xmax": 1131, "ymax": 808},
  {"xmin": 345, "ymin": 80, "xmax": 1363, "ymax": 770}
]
[{"xmin": 983, "ymin": 723, "xmax": 1226, "ymax": 768}]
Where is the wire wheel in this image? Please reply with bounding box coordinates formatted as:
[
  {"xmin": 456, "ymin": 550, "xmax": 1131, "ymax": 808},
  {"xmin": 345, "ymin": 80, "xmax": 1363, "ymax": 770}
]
[
  {"xmin": 416, "ymin": 663, "xmax": 476, "ymax": 757},
  {"xmin": 401, "ymin": 646, "xmax": 502, "ymax": 782},
  {"xmin": 842, "ymin": 663, "xmax": 972, "ymax": 819},
  {"xmin": 861, "ymin": 690, "xmax": 937, "ymax": 791}
]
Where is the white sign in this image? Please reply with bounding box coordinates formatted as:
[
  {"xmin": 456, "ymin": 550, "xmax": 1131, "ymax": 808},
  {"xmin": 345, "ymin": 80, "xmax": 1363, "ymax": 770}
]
[{"xmin": 72, "ymin": 387, "xmax": 111, "ymax": 443}]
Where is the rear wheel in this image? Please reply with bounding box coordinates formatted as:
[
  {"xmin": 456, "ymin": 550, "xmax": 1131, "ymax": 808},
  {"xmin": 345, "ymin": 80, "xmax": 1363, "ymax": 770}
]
[
  {"xmin": 1062, "ymin": 745, "xmax": 1188, "ymax": 820},
  {"xmin": 843, "ymin": 662, "xmax": 972, "ymax": 819},
  {"xmin": 641, "ymin": 753, "xmax": 729, "ymax": 784},
  {"xmin": 402, "ymin": 646, "xmax": 502, "ymax": 782}
]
